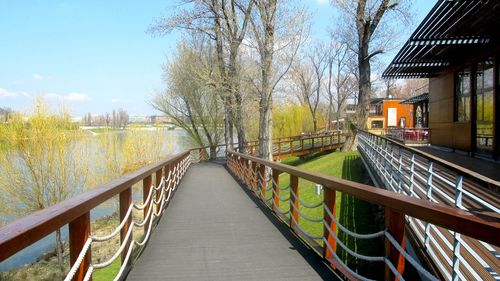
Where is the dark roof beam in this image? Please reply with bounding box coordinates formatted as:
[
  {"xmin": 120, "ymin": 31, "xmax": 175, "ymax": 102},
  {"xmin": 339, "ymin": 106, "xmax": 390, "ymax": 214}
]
[
  {"xmin": 409, "ymin": 37, "xmax": 490, "ymax": 46},
  {"xmin": 390, "ymin": 61, "xmax": 449, "ymax": 68}
]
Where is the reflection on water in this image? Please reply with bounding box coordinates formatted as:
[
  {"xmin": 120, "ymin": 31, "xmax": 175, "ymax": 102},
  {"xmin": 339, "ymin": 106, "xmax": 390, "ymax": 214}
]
[{"xmin": 0, "ymin": 128, "xmax": 189, "ymax": 271}]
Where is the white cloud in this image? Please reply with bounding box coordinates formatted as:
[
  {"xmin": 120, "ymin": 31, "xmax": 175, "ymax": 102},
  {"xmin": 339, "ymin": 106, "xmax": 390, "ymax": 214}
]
[
  {"xmin": 64, "ymin": 92, "xmax": 93, "ymax": 102},
  {"xmin": 45, "ymin": 92, "xmax": 93, "ymax": 102},
  {"xmin": 0, "ymin": 88, "xmax": 29, "ymax": 98},
  {"xmin": 33, "ymin": 74, "xmax": 44, "ymax": 80}
]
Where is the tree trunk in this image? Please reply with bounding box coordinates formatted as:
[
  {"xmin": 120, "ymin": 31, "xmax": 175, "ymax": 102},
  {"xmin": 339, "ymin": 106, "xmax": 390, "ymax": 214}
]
[
  {"xmin": 55, "ymin": 229, "xmax": 65, "ymax": 277},
  {"xmin": 228, "ymin": 44, "xmax": 246, "ymax": 152},
  {"xmin": 210, "ymin": 145, "xmax": 217, "ymax": 160},
  {"xmin": 259, "ymin": 96, "xmax": 273, "ymax": 160},
  {"xmin": 344, "ymin": 42, "xmax": 371, "ymax": 151},
  {"xmin": 224, "ymin": 96, "xmax": 234, "ymax": 151}
]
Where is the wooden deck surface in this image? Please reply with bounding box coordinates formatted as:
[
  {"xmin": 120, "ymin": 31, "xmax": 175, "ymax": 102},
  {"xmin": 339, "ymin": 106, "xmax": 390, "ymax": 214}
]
[{"xmin": 127, "ymin": 162, "xmax": 338, "ymax": 281}]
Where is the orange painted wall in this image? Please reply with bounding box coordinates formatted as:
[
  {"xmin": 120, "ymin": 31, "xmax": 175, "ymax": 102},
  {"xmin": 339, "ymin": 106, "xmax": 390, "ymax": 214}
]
[{"xmin": 382, "ymin": 100, "xmax": 414, "ymax": 128}]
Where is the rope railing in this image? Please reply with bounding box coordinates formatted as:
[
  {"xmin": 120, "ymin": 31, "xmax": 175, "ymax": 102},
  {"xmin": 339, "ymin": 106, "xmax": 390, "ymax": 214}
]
[
  {"xmin": 64, "ymin": 156, "xmax": 191, "ymax": 281},
  {"xmin": 227, "ymin": 151, "xmax": 499, "ymax": 281},
  {"xmin": 0, "ymin": 148, "xmax": 207, "ymax": 281}
]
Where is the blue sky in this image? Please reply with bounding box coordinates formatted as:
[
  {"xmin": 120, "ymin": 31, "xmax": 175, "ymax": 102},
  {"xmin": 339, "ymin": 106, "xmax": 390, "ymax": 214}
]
[{"xmin": 0, "ymin": 0, "xmax": 435, "ymax": 117}]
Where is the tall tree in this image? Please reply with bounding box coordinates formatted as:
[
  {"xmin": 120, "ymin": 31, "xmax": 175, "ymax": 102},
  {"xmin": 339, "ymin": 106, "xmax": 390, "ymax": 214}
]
[
  {"xmin": 248, "ymin": 0, "xmax": 307, "ymax": 159},
  {"xmin": 150, "ymin": 0, "xmax": 253, "ymax": 152},
  {"xmin": 0, "ymin": 99, "xmax": 89, "ymax": 278},
  {"xmin": 152, "ymin": 38, "xmax": 224, "ymax": 159},
  {"xmin": 325, "ymin": 38, "xmax": 356, "ymax": 131},
  {"xmin": 332, "ymin": 0, "xmax": 412, "ymax": 149}
]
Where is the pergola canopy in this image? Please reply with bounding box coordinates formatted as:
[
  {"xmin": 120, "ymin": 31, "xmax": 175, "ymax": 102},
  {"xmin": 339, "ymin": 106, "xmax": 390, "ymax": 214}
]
[
  {"xmin": 383, "ymin": 0, "xmax": 500, "ymax": 79},
  {"xmin": 400, "ymin": 93, "xmax": 429, "ymax": 105}
]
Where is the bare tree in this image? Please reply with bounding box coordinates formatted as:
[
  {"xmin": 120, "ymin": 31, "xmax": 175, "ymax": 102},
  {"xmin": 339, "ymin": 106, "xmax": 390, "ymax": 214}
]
[
  {"xmin": 247, "ymin": 0, "xmax": 308, "ymax": 159},
  {"xmin": 332, "ymin": 0, "xmax": 412, "ymax": 149},
  {"xmin": 325, "ymin": 38, "xmax": 357, "ymax": 131},
  {"xmin": 152, "ymin": 38, "xmax": 224, "ymax": 159},
  {"xmin": 0, "ymin": 107, "xmax": 13, "ymax": 123},
  {"xmin": 150, "ymin": 0, "xmax": 254, "ymax": 152},
  {"xmin": 291, "ymin": 43, "xmax": 327, "ymax": 132}
]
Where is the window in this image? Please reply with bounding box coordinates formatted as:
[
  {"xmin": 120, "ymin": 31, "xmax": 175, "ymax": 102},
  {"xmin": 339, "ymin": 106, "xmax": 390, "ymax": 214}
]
[
  {"xmin": 475, "ymin": 59, "xmax": 494, "ymax": 154},
  {"xmin": 371, "ymin": 120, "xmax": 384, "ymax": 129},
  {"xmin": 455, "ymin": 69, "xmax": 471, "ymax": 122}
]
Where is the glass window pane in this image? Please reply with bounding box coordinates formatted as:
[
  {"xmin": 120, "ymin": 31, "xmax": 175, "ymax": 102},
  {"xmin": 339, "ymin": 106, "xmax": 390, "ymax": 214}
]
[{"xmin": 456, "ymin": 69, "xmax": 471, "ymax": 122}]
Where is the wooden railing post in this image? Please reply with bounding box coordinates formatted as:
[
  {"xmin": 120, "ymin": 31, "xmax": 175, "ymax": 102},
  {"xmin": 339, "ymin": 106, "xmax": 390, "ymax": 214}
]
[
  {"xmin": 119, "ymin": 187, "xmax": 132, "ymax": 263},
  {"xmin": 155, "ymin": 168, "xmax": 163, "ymax": 212},
  {"xmin": 278, "ymin": 141, "xmax": 282, "ymax": 158},
  {"xmin": 290, "ymin": 140, "xmax": 293, "ymax": 154},
  {"xmin": 301, "ymin": 138, "xmax": 305, "ymax": 151},
  {"xmin": 239, "ymin": 157, "xmax": 245, "ymax": 180},
  {"xmin": 252, "ymin": 161, "xmax": 258, "ymax": 189},
  {"xmin": 69, "ymin": 212, "xmax": 91, "ymax": 281},
  {"xmin": 290, "ymin": 175, "xmax": 299, "ymax": 229},
  {"xmin": 258, "ymin": 164, "xmax": 266, "ymax": 195},
  {"xmin": 143, "ymin": 175, "xmax": 153, "ymax": 233},
  {"xmin": 321, "ymin": 136, "xmax": 324, "ymax": 150},
  {"xmin": 246, "ymin": 160, "xmax": 252, "ymax": 188},
  {"xmin": 312, "ymin": 137, "xmax": 315, "ymax": 149},
  {"xmin": 385, "ymin": 207, "xmax": 406, "ymax": 281},
  {"xmin": 330, "ymin": 134, "xmax": 333, "ymax": 146},
  {"xmin": 272, "ymin": 169, "xmax": 280, "ymax": 211},
  {"xmin": 241, "ymin": 158, "xmax": 247, "ymax": 185},
  {"xmin": 323, "ymin": 187, "xmax": 336, "ymax": 262}
]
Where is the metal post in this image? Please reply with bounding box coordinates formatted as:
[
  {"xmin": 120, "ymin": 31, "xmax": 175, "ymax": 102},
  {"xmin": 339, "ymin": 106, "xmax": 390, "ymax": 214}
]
[{"xmin": 451, "ymin": 175, "xmax": 464, "ymax": 281}]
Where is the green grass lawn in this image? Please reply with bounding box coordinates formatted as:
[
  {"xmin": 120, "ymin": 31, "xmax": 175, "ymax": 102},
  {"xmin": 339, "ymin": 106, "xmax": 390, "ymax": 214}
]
[
  {"xmin": 268, "ymin": 151, "xmax": 384, "ymax": 279},
  {"xmin": 92, "ymin": 259, "xmax": 121, "ymax": 281}
]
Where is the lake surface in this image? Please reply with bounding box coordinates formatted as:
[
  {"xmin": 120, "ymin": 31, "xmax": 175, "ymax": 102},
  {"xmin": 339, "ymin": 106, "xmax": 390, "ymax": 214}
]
[{"xmin": 0, "ymin": 127, "xmax": 190, "ymax": 271}]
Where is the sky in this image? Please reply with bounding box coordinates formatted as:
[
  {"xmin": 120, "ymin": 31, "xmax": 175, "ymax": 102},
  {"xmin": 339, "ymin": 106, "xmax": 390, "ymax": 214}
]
[{"xmin": 0, "ymin": 0, "xmax": 436, "ymax": 118}]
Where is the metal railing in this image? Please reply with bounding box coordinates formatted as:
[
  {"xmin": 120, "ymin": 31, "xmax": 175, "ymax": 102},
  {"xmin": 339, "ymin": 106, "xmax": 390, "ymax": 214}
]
[
  {"xmin": 357, "ymin": 129, "xmax": 500, "ymax": 281},
  {"xmin": 226, "ymin": 151, "xmax": 499, "ymax": 281}
]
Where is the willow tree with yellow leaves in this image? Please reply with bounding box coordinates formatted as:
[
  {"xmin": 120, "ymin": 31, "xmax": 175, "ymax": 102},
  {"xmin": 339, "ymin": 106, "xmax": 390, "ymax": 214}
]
[{"xmin": 0, "ymin": 98, "xmax": 91, "ymax": 278}]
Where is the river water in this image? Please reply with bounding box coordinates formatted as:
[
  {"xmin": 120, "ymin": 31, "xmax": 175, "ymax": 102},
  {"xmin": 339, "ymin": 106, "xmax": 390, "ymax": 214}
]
[{"xmin": 0, "ymin": 127, "xmax": 190, "ymax": 271}]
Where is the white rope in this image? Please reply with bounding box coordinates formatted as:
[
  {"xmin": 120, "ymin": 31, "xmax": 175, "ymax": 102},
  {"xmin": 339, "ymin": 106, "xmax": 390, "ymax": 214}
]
[
  {"xmin": 290, "ymin": 189, "xmax": 322, "ymax": 208},
  {"xmin": 64, "ymin": 155, "xmax": 191, "ymax": 281},
  {"xmin": 271, "ymin": 188, "xmax": 290, "ymax": 201},
  {"xmin": 93, "ymin": 223, "xmax": 134, "ymax": 269},
  {"xmin": 64, "ymin": 238, "xmax": 93, "ymax": 281},
  {"xmin": 322, "ymin": 220, "xmax": 385, "ymax": 262},
  {"xmin": 323, "ymin": 203, "xmax": 385, "ymax": 239},
  {"xmin": 290, "ymin": 202, "xmax": 323, "ymax": 223},
  {"xmin": 385, "ymin": 231, "xmax": 438, "ymax": 281},
  {"xmin": 91, "ymin": 204, "xmax": 133, "ymax": 242},
  {"xmin": 290, "ymin": 215, "xmax": 323, "ymax": 239}
]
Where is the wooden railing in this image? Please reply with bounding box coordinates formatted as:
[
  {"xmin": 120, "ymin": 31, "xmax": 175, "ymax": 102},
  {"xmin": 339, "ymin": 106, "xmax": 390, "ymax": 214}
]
[
  {"xmin": 0, "ymin": 150, "xmax": 193, "ymax": 281},
  {"xmin": 242, "ymin": 131, "xmax": 345, "ymax": 159},
  {"xmin": 227, "ymin": 151, "xmax": 499, "ymax": 281}
]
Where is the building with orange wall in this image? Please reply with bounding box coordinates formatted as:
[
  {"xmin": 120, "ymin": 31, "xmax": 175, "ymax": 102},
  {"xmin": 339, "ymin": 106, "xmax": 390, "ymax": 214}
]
[{"xmin": 366, "ymin": 98, "xmax": 413, "ymax": 134}]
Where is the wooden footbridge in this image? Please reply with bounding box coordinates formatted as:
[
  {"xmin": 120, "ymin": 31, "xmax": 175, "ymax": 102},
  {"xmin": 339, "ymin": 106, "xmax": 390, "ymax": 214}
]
[{"xmin": 0, "ymin": 133, "xmax": 498, "ymax": 281}]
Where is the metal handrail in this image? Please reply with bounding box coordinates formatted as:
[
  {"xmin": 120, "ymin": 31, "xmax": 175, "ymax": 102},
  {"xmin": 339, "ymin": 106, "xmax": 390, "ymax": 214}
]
[
  {"xmin": 357, "ymin": 129, "xmax": 500, "ymax": 281},
  {"xmin": 358, "ymin": 129, "xmax": 500, "ymax": 187}
]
